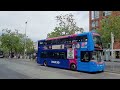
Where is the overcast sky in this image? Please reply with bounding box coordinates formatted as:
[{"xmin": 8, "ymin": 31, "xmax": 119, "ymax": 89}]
[{"xmin": 0, "ymin": 11, "xmax": 89, "ymax": 42}]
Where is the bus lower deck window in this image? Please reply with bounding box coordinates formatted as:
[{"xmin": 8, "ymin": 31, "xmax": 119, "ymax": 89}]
[{"xmin": 81, "ymin": 51, "xmax": 90, "ymax": 62}]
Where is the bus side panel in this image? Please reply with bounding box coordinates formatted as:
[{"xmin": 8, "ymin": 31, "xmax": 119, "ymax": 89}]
[
  {"xmin": 37, "ymin": 57, "xmax": 40, "ymax": 64},
  {"xmin": 46, "ymin": 58, "xmax": 58, "ymax": 67},
  {"xmin": 46, "ymin": 58, "xmax": 69, "ymax": 69},
  {"xmin": 77, "ymin": 61, "xmax": 90, "ymax": 72},
  {"xmin": 89, "ymin": 61, "xmax": 105, "ymax": 72},
  {"xmin": 88, "ymin": 33, "xmax": 94, "ymax": 51},
  {"xmin": 37, "ymin": 47, "xmax": 42, "ymax": 64},
  {"xmin": 58, "ymin": 59, "xmax": 69, "ymax": 69},
  {"xmin": 37, "ymin": 57, "xmax": 44, "ymax": 65}
]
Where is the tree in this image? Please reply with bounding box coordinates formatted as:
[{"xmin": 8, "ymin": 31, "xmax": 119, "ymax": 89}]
[
  {"xmin": 47, "ymin": 13, "xmax": 84, "ymax": 38},
  {"xmin": 97, "ymin": 15, "xmax": 120, "ymax": 48},
  {"xmin": 26, "ymin": 37, "xmax": 34, "ymax": 54},
  {"xmin": 1, "ymin": 29, "xmax": 13, "ymax": 55},
  {"xmin": 0, "ymin": 28, "xmax": 34, "ymax": 57}
]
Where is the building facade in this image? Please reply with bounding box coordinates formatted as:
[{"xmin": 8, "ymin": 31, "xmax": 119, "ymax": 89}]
[
  {"xmin": 89, "ymin": 11, "xmax": 120, "ymax": 59},
  {"xmin": 89, "ymin": 11, "xmax": 120, "ymax": 31}
]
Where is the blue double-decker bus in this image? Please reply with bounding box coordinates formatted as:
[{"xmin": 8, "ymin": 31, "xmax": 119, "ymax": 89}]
[{"xmin": 37, "ymin": 31, "xmax": 105, "ymax": 73}]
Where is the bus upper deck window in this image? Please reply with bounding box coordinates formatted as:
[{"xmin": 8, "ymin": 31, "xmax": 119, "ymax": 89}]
[
  {"xmin": 82, "ymin": 38, "xmax": 87, "ymax": 42},
  {"xmin": 81, "ymin": 35, "xmax": 87, "ymax": 42},
  {"xmin": 39, "ymin": 42, "xmax": 44, "ymax": 45}
]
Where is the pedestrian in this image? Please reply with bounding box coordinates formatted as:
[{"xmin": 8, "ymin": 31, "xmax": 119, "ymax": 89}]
[
  {"xmin": 31, "ymin": 54, "xmax": 33, "ymax": 60},
  {"xmin": 18, "ymin": 54, "xmax": 20, "ymax": 59}
]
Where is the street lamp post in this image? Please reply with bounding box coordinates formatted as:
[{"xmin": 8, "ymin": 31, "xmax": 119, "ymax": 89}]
[
  {"xmin": 111, "ymin": 32, "xmax": 114, "ymax": 60},
  {"xmin": 24, "ymin": 21, "xmax": 27, "ymax": 59}
]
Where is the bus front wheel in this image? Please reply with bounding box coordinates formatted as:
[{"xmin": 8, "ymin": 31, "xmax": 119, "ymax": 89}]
[
  {"xmin": 70, "ymin": 64, "xmax": 76, "ymax": 71},
  {"xmin": 43, "ymin": 61, "xmax": 47, "ymax": 66}
]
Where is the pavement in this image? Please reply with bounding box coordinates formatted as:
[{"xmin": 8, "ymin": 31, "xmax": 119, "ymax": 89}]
[
  {"xmin": 105, "ymin": 59, "xmax": 120, "ymax": 62},
  {"xmin": 105, "ymin": 61, "xmax": 120, "ymax": 74}
]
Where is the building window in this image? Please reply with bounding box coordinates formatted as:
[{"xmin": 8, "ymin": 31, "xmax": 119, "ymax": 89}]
[
  {"xmin": 94, "ymin": 11, "xmax": 99, "ymax": 18},
  {"xmin": 91, "ymin": 11, "xmax": 99, "ymax": 20},
  {"xmin": 92, "ymin": 21, "xmax": 95, "ymax": 27},
  {"xmin": 108, "ymin": 11, "xmax": 112, "ymax": 15},
  {"xmin": 95, "ymin": 20, "xmax": 98, "ymax": 26},
  {"xmin": 103, "ymin": 11, "xmax": 112, "ymax": 16},
  {"xmin": 91, "ymin": 11, "xmax": 94, "ymax": 20},
  {"xmin": 92, "ymin": 21, "xmax": 98, "ymax": 27}
]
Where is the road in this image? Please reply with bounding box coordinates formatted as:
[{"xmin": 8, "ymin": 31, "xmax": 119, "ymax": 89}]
[
  {"xmin": 105, "ymin": 61, "xmax": 120, "ymax": 73},
  {"xmin": 0, "ymin": 58, "xmax": 120, "ymax": 79},
  {"xmin": 0, "ymin": 64, "xmax": 30, "ymax": 79}
]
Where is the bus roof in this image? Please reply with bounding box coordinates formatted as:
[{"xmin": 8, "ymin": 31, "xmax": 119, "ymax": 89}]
[
  {"xmin": 77, "ymin": 32, "xmax": 90, "ymax": 36},
  {"xmin": 92, "ymin": 32, "xmax": 100, "ymax": 36},
  {"xmin": 90, "ymin": 31, "xmax": 100, "ymax": 36},
  {"xmin": 38, "ymin": 39, "xmax": 46, "ymax": 42},
  {"xmin": 38, "ymin": 32, "xmax": 100, "ymax": 41},
  {"xmin": 77, "ymin": 31, "xmax": 100, "ymax": 36},
  {"xmin": 46, "ymin": 34, "xmax": 77, "ymax": 40}
]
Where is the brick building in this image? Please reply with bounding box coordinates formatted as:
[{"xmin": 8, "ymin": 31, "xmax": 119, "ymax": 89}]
[
  {"xmin": 89, "ymin": 11, "xmax": 120, "ymax": 31},
  {"xmin": 89, "ymin": 11, "xmax": 120, "ymax": 59}
]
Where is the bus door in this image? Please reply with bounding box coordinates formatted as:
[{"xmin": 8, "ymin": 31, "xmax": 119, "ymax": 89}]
[{"xmin": 77, "ymin": 51, "xmax": 90, "ymax": 71}]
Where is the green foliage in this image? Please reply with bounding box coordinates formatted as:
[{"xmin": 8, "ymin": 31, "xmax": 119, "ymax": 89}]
[
  {"xmin": 47, "ymin": 13, "xmax": 84, "ymax": 38},
  {"xmin": 26, "ymin": 38, "xmax": 34, "ymax": 54},
  {"xmin": 97, "ymin": 15, "xmax": 120, "ymax": 48},
  {"xmin": 0, "ymin": 28, "xmax": 34, "ymax": 54}
]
